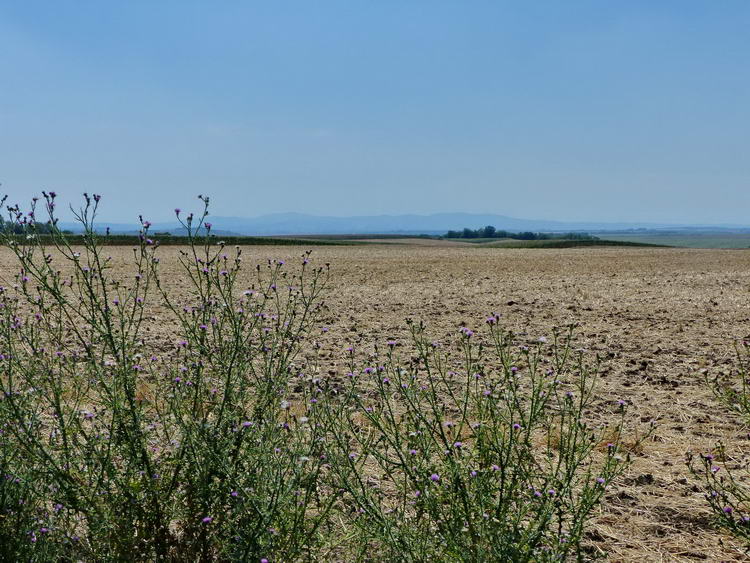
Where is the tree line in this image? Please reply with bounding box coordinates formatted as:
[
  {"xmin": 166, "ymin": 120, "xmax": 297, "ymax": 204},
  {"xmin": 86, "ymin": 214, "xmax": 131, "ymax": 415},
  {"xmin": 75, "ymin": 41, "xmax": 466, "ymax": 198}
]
[{"xmin": 444, "ymin": 226, "xmax": 599, "ymax": 240}]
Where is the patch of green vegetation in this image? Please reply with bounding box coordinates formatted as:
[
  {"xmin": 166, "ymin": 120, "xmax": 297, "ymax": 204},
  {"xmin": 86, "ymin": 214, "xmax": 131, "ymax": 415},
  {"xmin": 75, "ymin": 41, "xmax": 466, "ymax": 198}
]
[
  {"xmin": 450, "ymin": 237, "xmax": 506, "ymax": 243},
  {"xmin": 286, "ymin": 233, "xmax": 436, "ymax": 241},
  {"xmin": 481, "ymin": 239, "xmax": 668, "ymax": 249},
  {"xmin": 600, "ymin": 233, "xmax": 750, "ymax": 249}
]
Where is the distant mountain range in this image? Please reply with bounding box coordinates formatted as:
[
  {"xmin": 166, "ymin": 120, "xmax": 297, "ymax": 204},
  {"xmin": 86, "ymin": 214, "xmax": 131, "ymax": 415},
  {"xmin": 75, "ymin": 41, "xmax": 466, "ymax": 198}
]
[{"xmin": 56, "ymin": 212, "xmax": 750, "ymax": 236}]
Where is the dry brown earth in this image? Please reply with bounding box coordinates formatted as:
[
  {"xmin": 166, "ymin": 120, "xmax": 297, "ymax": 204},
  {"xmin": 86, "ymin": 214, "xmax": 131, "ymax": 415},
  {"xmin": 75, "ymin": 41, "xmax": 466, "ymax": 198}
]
[{"xmin": 2, "ymin": 244, "xmax": 749, "ymax": 561}]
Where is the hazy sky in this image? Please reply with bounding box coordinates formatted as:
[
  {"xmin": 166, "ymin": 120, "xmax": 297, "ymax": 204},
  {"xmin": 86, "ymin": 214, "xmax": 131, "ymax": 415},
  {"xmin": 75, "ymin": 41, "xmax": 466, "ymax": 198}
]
[{"xmin": 1, "ymin": 1, "xmax": 749, "ymax": 224}]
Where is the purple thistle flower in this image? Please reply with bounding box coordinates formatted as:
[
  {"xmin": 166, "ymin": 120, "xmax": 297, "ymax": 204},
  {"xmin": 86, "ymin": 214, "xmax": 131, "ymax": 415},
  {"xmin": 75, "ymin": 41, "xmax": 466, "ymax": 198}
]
[{"xmin": 430, "ymin": 473, "xmax": 440, "ymax": 482}]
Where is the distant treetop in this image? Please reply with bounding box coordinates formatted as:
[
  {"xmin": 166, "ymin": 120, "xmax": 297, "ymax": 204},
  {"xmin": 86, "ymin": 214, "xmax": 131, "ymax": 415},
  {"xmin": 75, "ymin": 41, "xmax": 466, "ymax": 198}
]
[{"xmin": 444, "ymin": 226, "xmax": 598, "ymax": 241}]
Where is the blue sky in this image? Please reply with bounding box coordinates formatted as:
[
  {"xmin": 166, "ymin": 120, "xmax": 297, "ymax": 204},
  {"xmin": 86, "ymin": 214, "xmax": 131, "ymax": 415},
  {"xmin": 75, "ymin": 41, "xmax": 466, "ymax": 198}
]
[{"xmin": 1, "ymin": 1, "xmax": 748, "ymax": 224}]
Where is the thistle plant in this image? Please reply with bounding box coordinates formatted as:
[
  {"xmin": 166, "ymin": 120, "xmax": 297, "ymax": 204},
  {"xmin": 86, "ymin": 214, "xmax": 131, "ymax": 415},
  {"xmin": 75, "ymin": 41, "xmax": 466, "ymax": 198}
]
[
  {"xmin": 688, "ymin": 340, "xmax": 750, "ymax": 546},
  {"xmin": 0, "ymin": 193, "xmax": 635, "ymax": 561},
  {"xmin": 325, "ymin": 319, "xmax": 630, "ymax": 562},
  {"xmin": 705, "ymin": 340, "xmax": 750, "ymax": 421},
  {"xmin": 0, "ymin": 403, "xmax": 61, "ymax": 561},
  {"xmin": 0, "ymin": 194, "xmax": 334, "ymax": 561}
]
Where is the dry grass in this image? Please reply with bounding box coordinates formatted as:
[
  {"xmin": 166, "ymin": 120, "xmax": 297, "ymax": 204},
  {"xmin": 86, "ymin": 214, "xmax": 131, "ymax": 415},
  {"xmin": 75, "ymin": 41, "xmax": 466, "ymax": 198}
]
[{"xmin": 2, "ymin": 244, "xmax": 749, "ymax": 560}]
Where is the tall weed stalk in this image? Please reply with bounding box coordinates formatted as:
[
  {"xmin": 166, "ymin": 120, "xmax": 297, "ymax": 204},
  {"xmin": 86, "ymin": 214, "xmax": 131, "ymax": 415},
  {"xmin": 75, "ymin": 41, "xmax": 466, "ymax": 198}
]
[
  {"xmin": 325, "ymin": 320, "xmax": 630, "ymax": 561},
  {"xmin": 0, "ymin": 194, "xmax": 332, "ymax": 561}
]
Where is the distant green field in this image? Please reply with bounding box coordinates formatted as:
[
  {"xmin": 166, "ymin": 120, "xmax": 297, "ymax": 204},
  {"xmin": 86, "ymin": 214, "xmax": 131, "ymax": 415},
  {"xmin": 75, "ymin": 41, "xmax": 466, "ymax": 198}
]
[
  {"xmin": 450, "ymin": 237, "xmax": 506, "ymax": 243},
  {"xmin": 11, "ymin": 234, "xmax": 361, "ymax": 246},
  {"xmin": 600, "ymin": 233, "xmax": 750, "ymax": 249},
  {"xmin": 480, "ymin": 239, "xmax": 667, "ymax": 249},
  {"xmin": 279, "ymin": 233, "xmax": 433, "ymax": 241}
]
